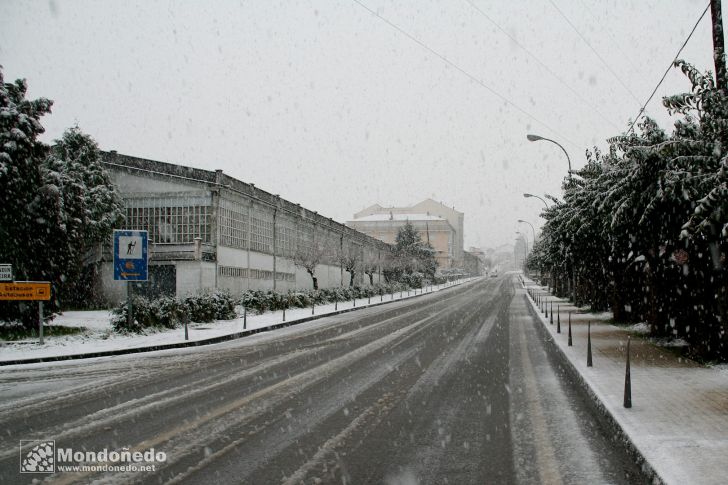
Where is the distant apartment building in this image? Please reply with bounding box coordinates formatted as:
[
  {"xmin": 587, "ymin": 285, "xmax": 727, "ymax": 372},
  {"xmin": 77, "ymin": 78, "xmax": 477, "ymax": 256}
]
[
  {"xmin": 97, "ymin": 151, "xmax": 390, "ymax": 304},
  {"xmin": 347, "ymin": 199, "xmax": 465, "ymax": 269}
]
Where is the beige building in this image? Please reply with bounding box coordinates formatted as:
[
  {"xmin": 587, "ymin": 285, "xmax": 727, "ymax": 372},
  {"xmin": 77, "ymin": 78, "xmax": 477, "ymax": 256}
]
[{"xmin": 348, "ymin": 199, "xmax": 465, "ymax": 269}]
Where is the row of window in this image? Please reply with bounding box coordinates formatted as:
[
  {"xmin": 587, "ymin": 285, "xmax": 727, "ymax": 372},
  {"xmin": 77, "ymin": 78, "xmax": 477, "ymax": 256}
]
[
  {"xmin": 123, "ymin": 196, "xmax": 381, "ymax": 261},
  {"xmin": 125, "ymin": 197, "xmax": 211, "ymax": 244},
  {"xmin": 218, "ymin": 266, "xmax": 295, "ymax": 282}
]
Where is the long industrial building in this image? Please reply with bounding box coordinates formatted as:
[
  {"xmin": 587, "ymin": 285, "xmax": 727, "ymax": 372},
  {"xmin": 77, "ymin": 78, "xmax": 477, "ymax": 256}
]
[{"xmin": 98, "ymin": 151, "xmax": 391, "ymax": 303}]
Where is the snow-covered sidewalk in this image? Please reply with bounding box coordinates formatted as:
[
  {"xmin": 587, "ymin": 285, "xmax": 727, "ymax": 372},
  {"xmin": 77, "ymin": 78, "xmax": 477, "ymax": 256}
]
[
  {"xmin": 520, "ymin": 277, "xmax": 728, "ymax": 485},
  {"xmin": 0, "ymin": 279, "xmax": 477, "ymax": 364}
]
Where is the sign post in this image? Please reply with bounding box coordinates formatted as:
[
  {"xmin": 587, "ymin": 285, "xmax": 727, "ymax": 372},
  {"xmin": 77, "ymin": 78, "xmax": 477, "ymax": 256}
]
[
  {"xmin": 113, "ymin": 230, "xmax": 149, "ymax": 328},
  {"xmin": 0, "ymin": 280, "xmax": 52, "ymax": 344},
  {"xmin": 0, "ymin": 264, "xmax": 12, "ymax": 282}
]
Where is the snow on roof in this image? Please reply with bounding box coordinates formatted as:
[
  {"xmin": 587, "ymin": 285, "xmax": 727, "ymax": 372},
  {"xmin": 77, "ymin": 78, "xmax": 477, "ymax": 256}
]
[{"xmin": 351, "ymin": 213, "xmax": 445, "ymax": 222}]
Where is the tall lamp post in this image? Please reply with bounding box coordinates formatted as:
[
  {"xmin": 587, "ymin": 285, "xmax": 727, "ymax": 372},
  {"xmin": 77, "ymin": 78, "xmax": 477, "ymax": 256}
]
[
  {"xmin": 526, "ymin": 134, "xmax": 572, "ymax": 180},
  {"xmin": 527, "ymin": 133, "xmax": 575, "ymax": 299},
  {"xmin": 516, "ymin": 232, "xmax": 528, "ymax": 273},
  {"xmin": 518, "ymin": 219, "xmax": 538, "ymax": 281},
  {"xmin": 517, "ymin": 219, "xmax": 536, "ymax": 244},
  {"xmin": 523, "ymin": 193, "xmax": 549, "ymax": 209}
]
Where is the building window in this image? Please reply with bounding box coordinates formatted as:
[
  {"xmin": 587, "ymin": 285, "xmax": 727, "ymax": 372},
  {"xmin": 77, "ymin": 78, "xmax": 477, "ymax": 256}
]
[
  {"xmin": 124, "ymin": 196, "xmax": 211, "ymax": 244},
  {"xmin": 250, "ymin": 209, "xmax": 274, "ymax": 253},
  {"xmin": 219, "ymin": 266, "xmax": 249, "ymax": 278},
  {"xmin": 277, "ymin": 221, "xmax": 295, "ymax": 257},
  {"xmin": 219, "ymin": 198, "xmax": 249, "ymax": 249}
]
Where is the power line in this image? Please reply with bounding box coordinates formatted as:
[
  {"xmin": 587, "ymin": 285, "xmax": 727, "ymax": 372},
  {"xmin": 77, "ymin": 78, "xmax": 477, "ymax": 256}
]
[
  {"xmin": 575, "ymin": 0, "xmax": 642, "ymax": 74},
  {"xmin": 466, "ymin": 0, "xmax": 621, "ymax": 132},
  {"xmin": 349, "ymin": 0, "xmax": 579, "ymax": 148},
  {"xmin": 627, "ymin": 2, "xmax": 710, "ymax": 134},
  {"xmin": 547, "ymin": 0, "xmax": 642, "ymax": 105}
]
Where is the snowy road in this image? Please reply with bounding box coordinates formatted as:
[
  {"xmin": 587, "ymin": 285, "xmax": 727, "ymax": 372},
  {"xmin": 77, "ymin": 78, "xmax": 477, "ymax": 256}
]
[{"xmin": 0, "ymin": 276, "xmax": 640, "ymax": 484}]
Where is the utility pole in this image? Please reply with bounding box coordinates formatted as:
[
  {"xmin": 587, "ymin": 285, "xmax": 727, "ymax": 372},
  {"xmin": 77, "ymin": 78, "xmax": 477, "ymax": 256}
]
[{"xmin": 712, "ymin": 0, "xmax": 727, "ymax": 90}]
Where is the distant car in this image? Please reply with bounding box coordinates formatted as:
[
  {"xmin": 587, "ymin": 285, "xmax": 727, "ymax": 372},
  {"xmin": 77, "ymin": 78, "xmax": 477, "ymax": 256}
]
[{"xmin": 490, "ymin": 272, "xmax": 498, "ymax": 278}]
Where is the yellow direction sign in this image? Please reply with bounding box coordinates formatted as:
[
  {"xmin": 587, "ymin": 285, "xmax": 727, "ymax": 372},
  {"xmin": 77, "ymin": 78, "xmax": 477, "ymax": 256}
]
[{"xmin": 0, "ymin": 282, "xmax": 51, "ymax": 301}]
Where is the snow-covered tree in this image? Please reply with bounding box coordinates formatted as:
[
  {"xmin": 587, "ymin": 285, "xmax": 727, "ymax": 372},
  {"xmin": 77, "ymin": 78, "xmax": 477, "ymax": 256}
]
[
  {"xmin": 0, "ymin": 68, "xmax": 54, "ymax": 325},
  {"xmin": 44, "ymin": 126, "xmax": 124, "ymax": 307},
  {"xmin": 0, "ymin": 68, "xmax": 124, "ymax": 325},
  {"xmin": 384, "ymin": 222, "xmax": 437, "ymax": 284},
  {"xmin": 537, "ymin": 60, "xmax": 727, "ymax": 361},
  {"xmin": 293, "ymin": 241, "xmax": 325, "ymax": 289}
]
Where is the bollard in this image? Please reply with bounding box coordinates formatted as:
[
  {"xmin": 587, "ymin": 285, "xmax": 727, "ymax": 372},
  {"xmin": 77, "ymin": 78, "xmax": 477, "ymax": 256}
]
[
  {"xmin": 557, "ymin": 305, "xmax": 561, "ymax": 333},
  {"xmin": 550, "ymin": 301, "xmax": 553, "ymax": 324},
  {"xmin": 545, "ymin": 300, "xmax": 549, "ymax": 319},
  {"xmin": 587, "ymin": 321, "xmax": 593, "ymax": 367},
  {"xmin": 368, "ymin": 294, "xmax": 371, "ymax": 304},
  {"xmin": 312, "ymin": 302, "xmax": 315, "ymax": 315},
  {"xmin": 624, "ymin": 337, "xmax": 632, "ymax": 408},
  {"xmin": 381, "ymin": 291, "xmax": 383, "ymax": 302},
  {"xmin": 184, "ymin": 319, "xmax": 189, "ymax": 341},
  {"xmin": 353, "ymin": 296, "xmax": 356, "ymax": 307},
  {"xmin": 335, "ymin": 300, "xmax": 338, "ymax": 311},
  {"xmin": 243, "ymin": 306, "xmax": 247, "ymax": 330},
  {"xmin": 38, "ymin": 302, "xmax": 44, "ymax": 345},
  {"xmin": 568, "ymin": 312, "xmax": 573, "ymax": 346},
  {"xmin": 283, "ymin": 306, "xmax": 286, "ymax": 322}
]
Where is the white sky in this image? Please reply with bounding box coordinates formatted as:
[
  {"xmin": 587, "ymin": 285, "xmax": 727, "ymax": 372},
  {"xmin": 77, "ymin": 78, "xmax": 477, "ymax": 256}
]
[{"xmin": 0, "ymin": 0, "xmax": 718, "ymax": 250}]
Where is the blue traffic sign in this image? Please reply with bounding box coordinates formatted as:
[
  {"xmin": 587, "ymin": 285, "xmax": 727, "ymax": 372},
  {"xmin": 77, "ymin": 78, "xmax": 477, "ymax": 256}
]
[{"xmin": 113, "ymin": 230, "xmax": 148, "ymax": 281}]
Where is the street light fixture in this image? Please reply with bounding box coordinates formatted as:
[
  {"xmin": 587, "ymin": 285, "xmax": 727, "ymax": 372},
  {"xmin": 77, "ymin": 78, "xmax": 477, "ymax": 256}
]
[
  {"xmin": 515, "ymin": 235, "xmax": 528, "ymax": 271},
  {"xmin": 517, "ymin": 219, "xmax": 536, "ymax": 243},
  {"xmin": 527, "ymin": 132, "xmax": 575, "ymax": 298},
  {"xmin": 515, "ymin": 231, "xmax": 528, "ymax": 254},
  {"xmin": 523, "ymin": 193, "xmax": 549, "ymax": 208},
  {"xmin": 526, "ymin": 134, "xmax": 572, "ymax": 179}
]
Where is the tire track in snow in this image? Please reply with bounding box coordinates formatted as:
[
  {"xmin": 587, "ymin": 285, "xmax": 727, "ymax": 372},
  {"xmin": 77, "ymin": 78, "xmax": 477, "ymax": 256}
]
[{"xmin": 50, "ymin": 309, "xmax": 450, "ymax": 485}]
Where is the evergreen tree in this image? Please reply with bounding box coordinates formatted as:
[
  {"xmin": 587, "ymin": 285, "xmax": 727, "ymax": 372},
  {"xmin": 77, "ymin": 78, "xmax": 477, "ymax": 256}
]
[
  {"xmin": 0, "ymin": 68, "xmax": 124, "ymax": 325},
  {"xmin": 0, "ymin": 68, "xmax": 54, "ymax": 324}
]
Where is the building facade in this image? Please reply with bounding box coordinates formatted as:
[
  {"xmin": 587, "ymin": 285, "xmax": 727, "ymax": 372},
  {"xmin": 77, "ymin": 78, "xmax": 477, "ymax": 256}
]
[
  {"xmin": 349, "ymin": 199, "xmax": 465, "ymax": 269},
  {"xmin": 346, "ymin": 213, "xmax": 455, "ymax": 269},
  {"xmin": 99, "ymin": 152, "xmax": 390, "ymax": 304}
]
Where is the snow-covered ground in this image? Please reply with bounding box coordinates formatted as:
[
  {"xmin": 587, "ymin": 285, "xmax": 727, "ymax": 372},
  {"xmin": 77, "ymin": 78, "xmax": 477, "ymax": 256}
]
[
  {"xmin": 521, "ymin": 276, "xmax": 728, "ymax": 485},
  {"xmin": 0, "ymin": 280, "xmax": 476, "ymax": 363}
]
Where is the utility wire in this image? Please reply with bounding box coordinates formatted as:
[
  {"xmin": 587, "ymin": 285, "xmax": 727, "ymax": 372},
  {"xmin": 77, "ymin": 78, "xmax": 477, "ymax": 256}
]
[
  {"xmin": 547, "ymin": 0, "xmax": 642, "ymax": 105},
  {"xmin": 349, "ymin": 0, "xmax": 579, "ymax": 148},
  {"xmin": 466, "ymin": 0, "xmax": 621, "ymax": 132},
  {"xmin": 627, "ymin": 2, "xmax": 710, "ymax": 134},
  {"xmin": 575, "ymin": 0, "xmax": 642, "ymax": 75}
]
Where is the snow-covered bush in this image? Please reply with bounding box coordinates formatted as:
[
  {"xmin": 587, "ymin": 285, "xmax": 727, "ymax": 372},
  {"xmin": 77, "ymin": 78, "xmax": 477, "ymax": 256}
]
[
  {"xmin": 111, "ymin": 291, "xmax": 236, "ymax": 333},
  {"xmin": 183, "ymin": 291, "xmax": 236, "ymax": 322}
]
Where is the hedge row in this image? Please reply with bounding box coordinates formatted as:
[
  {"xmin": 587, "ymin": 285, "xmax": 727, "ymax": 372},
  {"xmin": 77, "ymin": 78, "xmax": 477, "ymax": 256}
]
[
  {"xmin": 111, "ymin": 281, "xmax": 438, "ymax": 333},
  {"xmin": 111, "ymin": 292, "xmax": 236, "ymax": 333},
  {"xmin": 240, "ymin": 282, "xmax": 416, "ymax": 314}
]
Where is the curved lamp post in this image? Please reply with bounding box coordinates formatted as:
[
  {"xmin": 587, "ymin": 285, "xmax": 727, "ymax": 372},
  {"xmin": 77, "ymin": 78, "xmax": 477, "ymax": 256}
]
[
  {"xmin": 527, "ymin": 133, "xmax": 575, "ymax": 298},
  {"xmin": 517, "ymin": 219, "xmax": 536, "ymax": 243},
  {"xmin": 526, "ymin": 134, "xmax": 572, "ymax": 180},
  {"xmin": 519, "ymin": 219, "xmax": 538, "ymax": 281},
  {"xmin": 515, "ymin": 235, "xmax": 527, "ymax": 271},
  {"xmin": 523, "ymin": 193, "xmax": 549, "ymax": 209}
]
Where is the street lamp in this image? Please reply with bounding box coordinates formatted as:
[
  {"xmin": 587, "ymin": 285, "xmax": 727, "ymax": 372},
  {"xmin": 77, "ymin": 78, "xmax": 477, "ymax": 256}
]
[
  {"xmin": 516, "ymin": 231, "xmax": 528, "ymax": 254},
  {"xmin": 527, "ymin": 133, "xmax": 575, "ymax": 298},
  {"xmin": 526, "ymin": 134, "xmax": 572, "ymax": 179},
  {"xmin": 515, "ymin": 235, "xmax": 527, "ymax": 271},
  {"xmin": 517, "ymin": 219, "xmax": 536, "ymax": 243},
  {"xmin": 519, "ymin": 219, "xmax": 538, "ymax": 281},
  {"xmin": 523, "ymin": 193, "xmax": 549, "ymax": 208}
]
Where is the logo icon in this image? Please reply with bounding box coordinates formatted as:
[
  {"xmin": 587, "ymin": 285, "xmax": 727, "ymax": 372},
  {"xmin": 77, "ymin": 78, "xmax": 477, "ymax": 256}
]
[{"xmin": 20, "ymin": 440, "xmax": 55, "ymax": 473}]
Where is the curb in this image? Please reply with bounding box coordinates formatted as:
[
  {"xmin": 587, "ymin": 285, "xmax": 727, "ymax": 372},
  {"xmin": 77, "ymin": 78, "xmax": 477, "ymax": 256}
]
[
  {"xmin": 520, "ymin": 280, "xmax": 665, "ymax": 485},
  {"xmin": 1, "ymin": 280, "xmax": 477, "ymax": 366}
]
